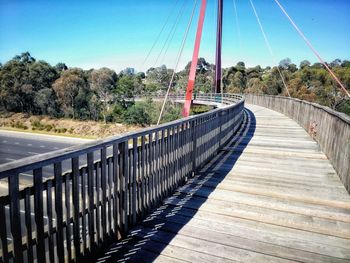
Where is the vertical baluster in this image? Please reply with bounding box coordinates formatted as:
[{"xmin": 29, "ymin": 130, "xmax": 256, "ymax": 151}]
[
  {"xmin": 170, "ymin": 127, "xmax": 175, "ymax": 191},
  {"xmin": 54, "ymin": 162, "xmax": 64, "ymax": 263},
  {"xmin": 100, "ymin": 147, "xmax": 107, "ymax": 239},
  {"xmin": 132, "ymin": 138, "xmax": 137, "ymax": 225},
  {"xmin": 33, "ymin": 168, "xmax": 45, "ymax": 263},
  {"xmin": 65, "ymin": 171, "xmax": 72, "ymax": 261},
  {"xmin": 141, "ymin": 136, "xmax": 146, "ymax": 217},
  {"xmin": 165, "ymin": 128, "xmax": 170, "ymax": 194},
  {"xmin": 146, "ymin": 136, "xmax": 151, "ymax": 212},
  {"xmin": 80, "ymin": 167, "xmax": 87, "ymax": 254},
  {"xmin": 160, "ymin": 130, "xmax": 165, "ymax": 198},
  {"xmin": 95, "ymin": 162, "xmax": 100, "ymax": 243},
  {"xmin": 24, "ymin": 188, "xmax": 33, "ymax": 263},
  {"xmin": 0, "ymin": 202, "xmax": 9, "ymax": 263},
  {"xmin": 124, "ymin": 141, "xmax": 129, "ymax": 235},
  {"xmin": 9, "ymin": 173, "xmax": 23, "ymax": 262},
  {"xmin": 107, "ymin": 158, "xmax": 112, "ymax": 236},
  {"xmin": 46, "ymin": 181, "xmax": 54, "ymax": 263},
  {"xmin": 87, "ymin": 152, "xmax": 95, "ymax": 251},
  {"xmin": 72, "ymin": 156, "xmax": 80, "ymax": 260},
  {"xmin": 113, "ymin": 143, "xmax": 120, "ymax": 239},
  {"xmin": 148, "ymin": 134, "xmax": 154, "ymax": 207},
  {"xmin": 154, "ymin": 131, "xmax": 159, "ymax": 205}
]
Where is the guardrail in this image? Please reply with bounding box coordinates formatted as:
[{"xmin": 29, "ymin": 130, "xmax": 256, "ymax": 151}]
[
  {"xmin": 0, "ymin": 93, "xmax": 244, "ymax": 262},
  {"xmin": 245, "ymin": 94, "xmax": 350, "ymax": 194}
]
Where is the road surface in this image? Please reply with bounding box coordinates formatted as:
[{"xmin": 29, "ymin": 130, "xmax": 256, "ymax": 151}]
[{"xmin": 0, "ymin": 130, "xmax": 91, "ymax": 165}]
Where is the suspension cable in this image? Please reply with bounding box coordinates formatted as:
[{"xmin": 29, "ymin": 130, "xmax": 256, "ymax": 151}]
[
  {"xmin": 157, "ymin": 0, "xmax": 199, "ymax": 125},
  {"xmin": 273, "ymin": 0, "xmax": 350, "ymax": 98},
  {"xmin": 232, "ymin": 0, "xmax": 242, "ymax": 51},
  {"xmin": 249, "ymin": 0, "xmax": 291, "ymax": 97},
  {"xmin": 154, "ymin": 0, "xmax": 188, "ymax": 67},
  {"xmin": 140, "ymin": 0, "xmax": 181, "ymax": 70}
]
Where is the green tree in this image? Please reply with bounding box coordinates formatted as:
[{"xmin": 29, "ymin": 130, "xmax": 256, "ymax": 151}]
[
  {"xmin": 52, "ymin": 68, "xmax": 89, "ymax": 119},
  {"xmin": 90, "ymin": 68, "xmax": 118, "ymax": 123}
]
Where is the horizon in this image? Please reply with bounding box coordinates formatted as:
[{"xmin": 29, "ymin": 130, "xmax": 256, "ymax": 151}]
[{"xmin": 1, "ymin": 0, "xmax": 349, "ymax": 72}]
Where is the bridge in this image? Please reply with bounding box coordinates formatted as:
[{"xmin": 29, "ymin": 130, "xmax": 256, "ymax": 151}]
[
  {"xmin": 1, "ymin": 0, "xmax": 350, "ymax": 262},
  {"xmin": 0, "ymin": 93, "xmax": 349, "ymax": 262}
]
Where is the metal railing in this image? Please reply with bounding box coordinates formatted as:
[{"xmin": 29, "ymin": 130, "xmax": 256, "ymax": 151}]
[{"xmin": 0, "ymin": 93, "xmax": 244, "ymax": 262}]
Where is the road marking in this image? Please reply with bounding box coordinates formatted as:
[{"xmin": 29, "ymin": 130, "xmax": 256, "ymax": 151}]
[
  {"xmin": 54, "ymin": 147, "xmax": 59, "ymax": 150},
  {"xmin": 40, "ymin": 145, "xmax": 45, "ymax": 148},
  {"xmin": 27, "ymin": 144, "xmax": 32, "ymax": 146},
  {"xmin": 14, "ymin": 142, "xmax": 19, "ymax": 145},
  {"xmin": 2, "ymin": 140, "xmax": 7, "ymax": 143},
  {"xmin": 21, "ymin": 173, "xmax": 33, "ymax": 178},
  {"xmin": 28, "ymin": 151, "xmax": 40, "ymax": 155},
  {"xmin": 5, "ymin": 158, "xmax": 16, "ymax": 161}
]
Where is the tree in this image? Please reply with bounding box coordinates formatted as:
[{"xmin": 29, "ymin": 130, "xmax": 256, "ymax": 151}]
[
  {"xmin": 123, "ymin": 101, "xmax": 151, "ymax": 126},
  {"xmin": 53, "ymin": 68, "xmax": 89, "ymax": 119},
  {"xmin": 279, "ymin": 58, "xmax": 292, "ymax": 70},
  {"xmin": 300, "ymin": 60, "xmax": 311, "ymax": 69},
  {"xmin": 90, "ymin": 68, "xmax": 118, "ymax": 123},
  {"xmin": 55, "ymin": 63, "xmax": 68, "ymax": 72}
]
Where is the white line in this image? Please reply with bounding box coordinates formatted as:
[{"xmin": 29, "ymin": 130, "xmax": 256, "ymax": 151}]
[
  {"xmin": 2, "ymin": 140, "xmax": 8, "ymax": 143},
  {"xmin": 14, "ymin": 142, "xmax": 19, "ymax": 145},
  {"xmin": 20, "ymin": 173, "xmax": 33, "ymax": 178},
  {"xmin": 28, "ymin": 151, "xmax": 40, "ymax": 155},
  {"xmin": 5, "ymin": 158, "xmax": 16, "ymax": 161},
  {"xmin": 40, "ymin": 145, "xmax": 45, "ymax": 148},
  {"xmin": 27, "ymin": 144, "xmax": 32, "ymax": 146}
]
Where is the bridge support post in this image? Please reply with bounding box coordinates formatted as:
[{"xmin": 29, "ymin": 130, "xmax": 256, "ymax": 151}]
[{"xmin": 215, "ymin": 0, "xmax": 223, "ymax": 93}]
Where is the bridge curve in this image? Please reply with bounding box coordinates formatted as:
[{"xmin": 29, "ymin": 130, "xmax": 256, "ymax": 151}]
[
  {"xmin": 97, "ymin": 103, "xmax": 350, "ymax": 263},
  {"xmin": 0, "ymin": 94, "xmax": 349, "ymax": 263}
]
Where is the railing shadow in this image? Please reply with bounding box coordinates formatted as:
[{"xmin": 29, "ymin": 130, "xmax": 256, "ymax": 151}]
[{"xmin": 95, "ymin": 108, "xmax": 256, "ymax": 263}]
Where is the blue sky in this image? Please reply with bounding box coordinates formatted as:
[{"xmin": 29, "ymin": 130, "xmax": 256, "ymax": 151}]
[{"xmin": 0, "ymin": 0, "xmax": 349, "ymax": 72}]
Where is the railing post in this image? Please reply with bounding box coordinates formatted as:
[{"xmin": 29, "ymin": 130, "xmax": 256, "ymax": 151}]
[
  {"xmin": 191, "ymin": 120, "xmax": 197, "ymax": 177},
  {"xmin": 9, "ymin": 173, "xmax": 23, "ymax": 263},
  {"xmin": 33, "ymin": 168, "xmax": 46, "ymax": 263}
]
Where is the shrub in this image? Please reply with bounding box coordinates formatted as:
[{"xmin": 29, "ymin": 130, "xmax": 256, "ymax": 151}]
[{"xmin": 123, "ymin": 102, "xmax": 151, "ymax": 126}]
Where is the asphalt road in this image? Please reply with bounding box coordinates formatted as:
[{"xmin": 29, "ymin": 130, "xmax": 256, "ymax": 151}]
[
  {"xmin": 0, "ymin": 130, "xmax": 94, "ymax": 244},
  {"xmin": 0, "ymin": 130, "xmax": 91, "ymax": 165}
]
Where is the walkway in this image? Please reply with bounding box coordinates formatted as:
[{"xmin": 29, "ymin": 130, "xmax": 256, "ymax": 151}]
[{"xmin": 97, "ymin": 104, "xmax": 350, "ymax": 263}]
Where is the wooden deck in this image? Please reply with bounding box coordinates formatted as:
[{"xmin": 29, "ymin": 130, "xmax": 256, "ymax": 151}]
[{"xmin": 97, "ymin": 104, "xmax": 350, "ymax": 263}]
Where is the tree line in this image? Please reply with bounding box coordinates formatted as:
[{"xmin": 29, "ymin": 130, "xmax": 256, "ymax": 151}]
[{"xmin": 0, "ymin": 52, "xmax": 349, "ymax": 126}]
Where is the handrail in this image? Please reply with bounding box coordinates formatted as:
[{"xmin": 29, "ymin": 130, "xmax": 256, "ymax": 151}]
[{"xmin": 0, "ymin": 93, "xmax": 245, "ymax": 262}]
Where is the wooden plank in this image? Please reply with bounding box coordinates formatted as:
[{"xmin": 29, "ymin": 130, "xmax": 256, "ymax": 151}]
[{"xmin": 33, "ymin": 168, "xmax": 45, "ymax": 263}]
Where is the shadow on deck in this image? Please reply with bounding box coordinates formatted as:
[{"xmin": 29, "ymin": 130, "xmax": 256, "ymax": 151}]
[{"xmin": 95, "ymin": 109, "xmax": 256, "ymax": 262}]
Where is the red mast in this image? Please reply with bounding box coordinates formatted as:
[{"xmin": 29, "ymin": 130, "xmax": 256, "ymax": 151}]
[{"xmin": 182, "ymin": 0, "xmax": 207, "ymax": 117}]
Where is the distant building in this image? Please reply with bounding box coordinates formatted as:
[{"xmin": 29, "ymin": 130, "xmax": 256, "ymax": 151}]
[{"xmin": 121, "ymin": 67, "xmax": 135, "ymax": 75}]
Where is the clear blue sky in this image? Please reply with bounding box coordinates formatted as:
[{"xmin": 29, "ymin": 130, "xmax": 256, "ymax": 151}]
[{"xmin": 0, "ymin": 0, "xmax": 349, "ymax": 72}]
